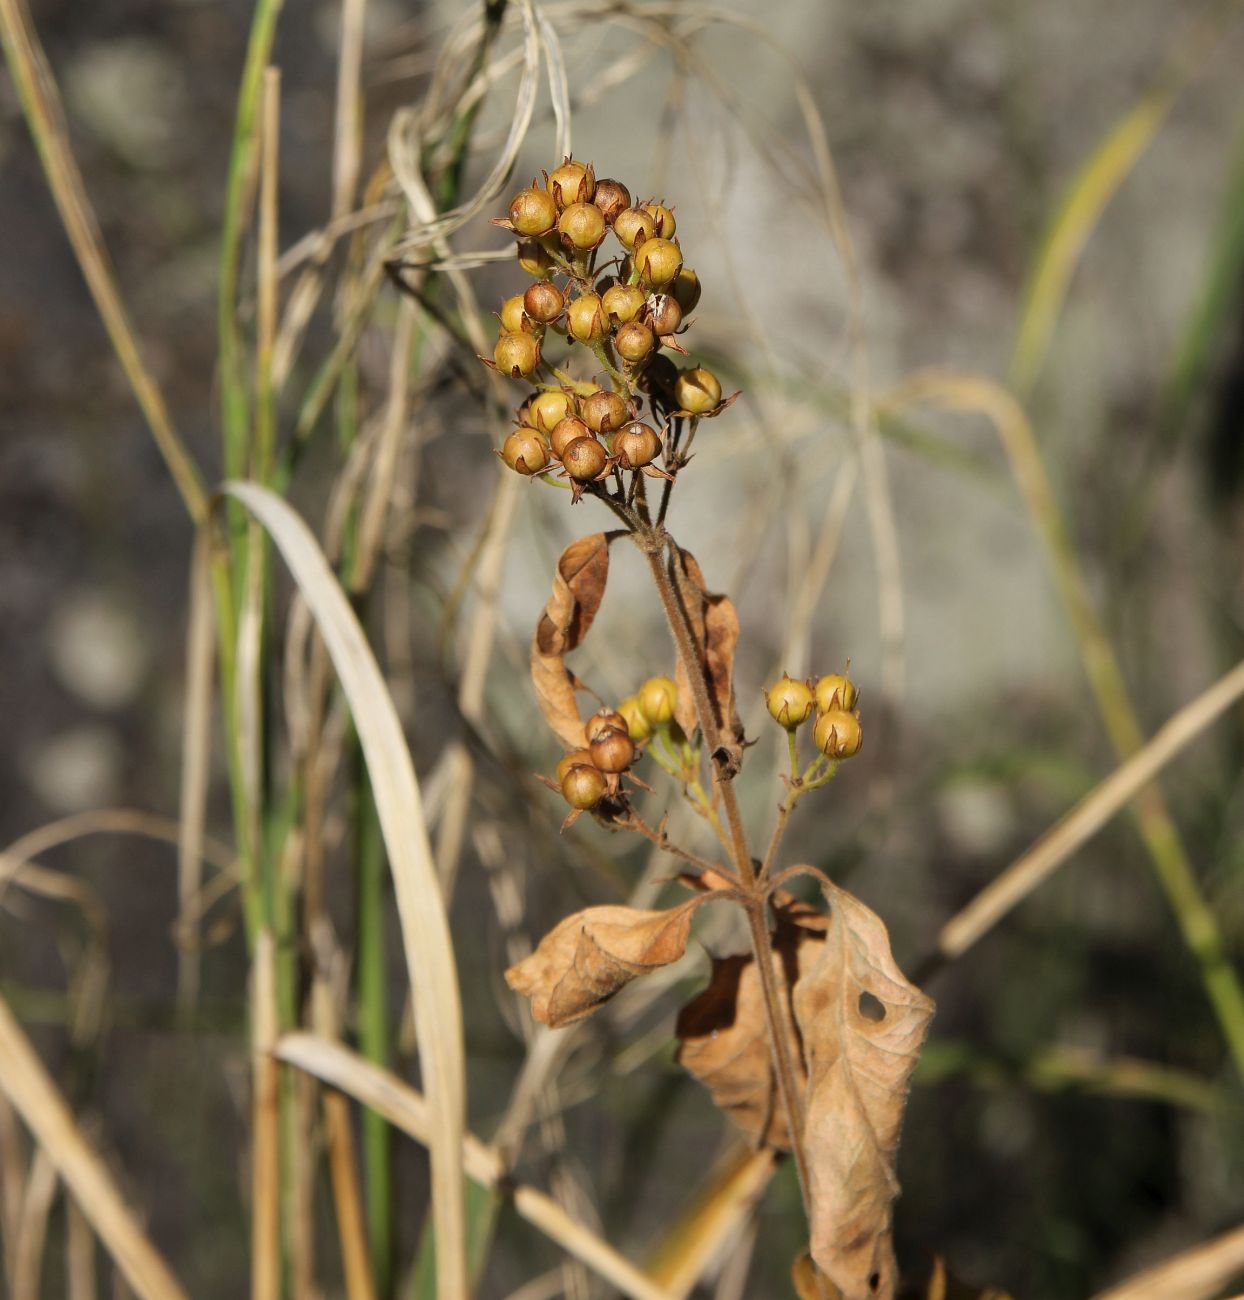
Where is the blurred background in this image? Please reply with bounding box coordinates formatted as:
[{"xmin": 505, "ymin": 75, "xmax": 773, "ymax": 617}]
[{"xmin": 3, "ymin": 0, "xmax": 1244, "ymax": 1296}]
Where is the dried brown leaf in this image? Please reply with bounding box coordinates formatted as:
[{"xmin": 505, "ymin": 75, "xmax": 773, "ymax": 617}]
[
  {"xmin": 793, "ymin": 881, "xmax": 935, "ymax": 1300},
  {"xmin": 671, "ymin": 549, "xmax": 741, "ymax": 746},
  {"xmin": 675, "ymin": 905, "xmax": 826, "ymax": 1150},
  {"xmin": 506, "ymin": 896, "xmax": 713, "ymax": 1028},
  {"xmin": 794, "ymin": 1251, "xmax": 845, "ymax": 1300}
]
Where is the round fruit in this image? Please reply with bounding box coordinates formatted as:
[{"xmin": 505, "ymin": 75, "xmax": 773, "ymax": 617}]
[
  {"xmin": 501, "ymin": 429, "xmax": 549, "ymax": 475},
  {"xmin": 645, "ymin": 293, "xmax": 682, "ymax": 336},
  {"xmin": 814, "ymin": 673, "xmax": 857, "ymax": 715},
  {"xmin": 558, "ymin": 201, "xmax": 607, "ymax": 251},
  {"xmin": 530, "ymin": 389, "xmax": 575, "ymax": 435},
  {"xmin": 617, "ymin": 696, "xmax": 652, "ymax": 743},
  {"xmin": 675, "ymin": 366, "xmax": 722, "ymax": 414},
  {"xmin": 556, "ymin": 748, "xmax": 596, "ymax": 784},
  {"xmin": 561, "ymin": 436, "xmax": 608, "ymax": 482},
  {"xmin": 508, "ymin": 186, "xmax": 557, "ymax": 236},
  {"xmin": 586, "ymin": 709, "xmax": 629, "ymax": 743},
  {"xmin": 523, "ymin": 280, "xmax": 564, "ymax": 324},
  {"xmin": 499, "ymin": 294, "xmax": 527, "ymax": 333},
  {"xmin": 581, "ymin": 390, "xmax": 628, "ymax": 434},
  {"xmin": 613, "ymin": 207, "xmax": 656, "ymax": 252},
  {"xmin": 642, "ymin": 202, "xmax": 676, "ymax": 238},
  {"xmin": 590, "ymin": 727, "xmax": 635, "ymax": 773},
  {"xmin": 615, "ymin": 321, "xmax": 655, "ymax": 364},
  {"xmin": 638, "ymin": 676, "xmax": 678, "ymax": 726},
  {"xmin": 766, "ymin": 677, "xmax": 815, "ymax": 729},
  {"xmin": 635, "ymin": 237, "xmax": 683, "ymax": 287},
  {"xmin": 601, "ymin": 283, "xmax": 646, "ymax": 325},
  {"xmin": 814, "ymin": 710, "xmax": 863, "ymax": 759},
  {"xmin": 615, "ymin": 421, "xmax": 662, "ymax": 469},
  {"xmin": 516, "ymin": 239, "xmax": 554, "ymax": 277},
  {"xmin": 494, "ymin": 331, "xmax": 541, "ymax": 378},
  {"xmin": 548, "ymin": 159, "xmax": 595, "ymax": 208},
  {"xmin": 551, "ymin": 415, "xmax": 592, "ymax": 459},
  {"xmin": 562, "ymin": 763, "xmax": 606, "ymax": 809},
  {"xmin": 593, "ymin": 178, "xmax": 631, "ymax": 225},
  {"xmin": 567, "ymin": 294, "xmax": 609, "ymax": 345},
  {"xmin": 671, "ymin": 266, "xmax": 702, "ymax": 312}
]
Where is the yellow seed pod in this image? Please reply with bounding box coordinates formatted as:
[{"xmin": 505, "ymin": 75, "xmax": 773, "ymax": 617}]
[
  {"xmin": 635, "ymin": 237, "xmax": 683, "ymax": 287},
  {"xmin": 494, "ymin": 330, "xmax": 541, "ymax": 378},
  {"xmin": 638, "ymin": 676, "xmax": 678, "ymax": 726},
  {"xmin": 675, "ymin": 366, "xmax": 722, "ymax": 414},
  {"xmin": 814, "ymin": 710, "xmax": 862, "ymax": 759},
  {"xmin": 499, "ymin": 294, "xmax": 527, "ymax": 333},
  {"xmin": 617, "ymin": 696, "xmax": 652, "ymax": 743},
  {"xmin": 765, "ymin": 676, "xmax": 815, "ymax": 730},
  {"xmin": 814, "ymin": 673, "xmax": 857, "ymax": 715}
]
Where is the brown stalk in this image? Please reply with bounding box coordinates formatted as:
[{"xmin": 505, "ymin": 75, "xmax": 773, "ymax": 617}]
[{"xmin": 637, "ymin": 526, "xmax": 815, "ymax": 1217}]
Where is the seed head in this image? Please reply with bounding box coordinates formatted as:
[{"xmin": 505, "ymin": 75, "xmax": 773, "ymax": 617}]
[
  {"xmin": 499, "ymin": 294, "xmax": 528, "ymax": 333},
  {"xmin": 551, "ymin": 415, "xmax": 592, "ymax": 459},
  {"xmin": 586, "ymin": 708, "xmax": 629, "ymax": 743},
  {"xmin": 516, "ymin": 239, "xmax": 555, "ymax": 277},
  {"xmin": 558, "ymin": 201, "xmax": 607, "ymax": 251},
  {"xmin": 593, "ymin": 178, "xmax": 631, "ymax": 225},
  {"xmin": 581, "ymin": 390, "xmax": 629, "ymax": 434},
  {"xmin": 590, "ymin": 726, "xmax": 636, "ymax": 774},
  {"xmin": 556, "ymin": 748, "xmax": 596, "ymax": 785},
  {"xmin": 644, "ymin": 293, "xmax": 682, "ymax": 337},
  {"xmin": 561, "ymin": 762, "xmax": 606, "ymax": 809},
  {"xmin": 501, "ymin": 428, "xmax": 549, "ymax": 475},
  {"xmin": 561, "ymin": 435, "xmax": 608, "ymax": 482},
  {"xmin": 615, "ymin": 320, "xmax": 656, "ymax": 364},
  {"xmin": 523, "ymin": 280, "xmax": 565, "ymax": 325},
  {"xmin": 613, "ymin": 207, "xmax": 657, "ymax": 252},
  {"xmin": 548, "ymin": 159, "xmax": 595, "ymax": 208},
  {"xmin": 635, "ymin": 238, "xmax": 683, "ymax": 287},
  {"xmin": 601, "ymin": 283, "xmax": 646, "ymax": 326},
  {"xmin": 642, "ymin": 202, "xmax": 677, "ymax": 238},
  {"xmin": 567, "ymin": 293, "xmax": 609, "ymax": 345},
  {"xmin": 638, "ymin": 676, "xmax": 678, "ymax": 726},
  {"xmin": 671, "ymin": 266, "xmax": 702, "ymax": 313},
  {"xmin": 529, "ymin": 389, "xmax": 575, "ymax": 435},
  {"xmin": 617, "ymin": 696, "xmax": 653, "ymax": 743},
  {"xmin": 615, "ymin": 421, "xmax": 662, "ymax": 469},
  {"xmin": 814, "ymin": 673, "xmax": 858, "ymax": 715}
]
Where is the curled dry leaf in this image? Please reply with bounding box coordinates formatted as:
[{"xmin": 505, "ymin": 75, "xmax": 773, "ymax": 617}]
[
  {"xmin": 792, "ymin": 880, "xmax": 935, "ymax": 1300},
  {"xmin": 531, "ymin": 532, "xmax": 613, "ymax": 749},
  {"xmin": 670, "ymin": 549, "xmax": 742, "ymax": 749},
  {"xmin": 506, "ymin": 895, "xmax": 715, "ymax": 1028},
  {"xmin": 794, "ymin": 1251, "xmax": 845, "ymax": 1300},
  {"xmin": 675, "ymin": 903, "xmax": 826, "ymax": 1150}
]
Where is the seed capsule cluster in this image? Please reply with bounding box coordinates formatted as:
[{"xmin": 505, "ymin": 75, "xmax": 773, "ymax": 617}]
[
  {"xmin": 553, "ymin": 678, "xmax": 679, "ymax": 814},
  {"xmin": 765, "ymin": 670, "xmax": 863, "ymax": 760},
  {"xmin": 487, "ymin": 159, "xmax": 737, "ymax": 503}
]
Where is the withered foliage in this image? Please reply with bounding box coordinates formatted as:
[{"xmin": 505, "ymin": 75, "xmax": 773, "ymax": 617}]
[{"xmin": 671, "ymin": 548, "xmax": 742, "ymax": 752}]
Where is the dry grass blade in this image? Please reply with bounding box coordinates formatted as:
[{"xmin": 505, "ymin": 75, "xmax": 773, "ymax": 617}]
[
  {"xmin": 941, "ymin": 656, "xmax": 1244, "ymax": 958},
  {"xmin": 1092, "ymin": 1222, "xmax": 1244, "ymax": 1300},
  {"xmin": 0, "ymin": 0, "xmax": 206, "ymax": 523},
  {"xmin": 177, "ymin": 530, "xmax": 216, "ymax": 1012},
  {"xmin": 276, "ymin": 1033, "xmax": 675, "ymax": 1300},
  {"xmin": 219, "ymin": 481, "xmax": 467, "ymax": 1298},
  {"xmin": 0, "ymin": 1094, "xmax": 25, "ymax": 1292},
  {"xmin": 13, "ymin": 1148, "xmax": 56, "ymax": 1300},
  {"xmin": 67, "ymin": 1194, "xmax": 99, "ymax": 1300},
  {"xmin": 0, "ymin": 993, "xmax": 188, "ymax": 1300},
  {"xmin": 645, "ymin": 1146, "xmax": 778, "ymax": 1298}
]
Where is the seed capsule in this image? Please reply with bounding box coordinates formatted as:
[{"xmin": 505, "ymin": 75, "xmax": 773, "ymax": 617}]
[
  {"xmin": 766, "ymin": 676, "xmax": 815, "ymax": 729},
  {"xmin": 561, "ymin": 762, "xmax": 607, "ymax": 809},
  {"xmin": 644, "ymin": 293, "xmax": 682, "ymax": 337},
  {"xmin": 814, "ymin": 673, "xmax": 857, "ymax": 715},
  {"xmin": 508, "ymin": 186, "xmax": 558, "ymax": 236},
  {"xmin": 617, "ymin": 696, "xmax": 652, "ymax": 743},
  {"xmin": 581, "ymin": 390, "xmax": 629, "ymax": 435},
  {"xmin": 556, "ymin": 748, "xmax": 597, "ymax": 785},
  {"xmin": 501, "ymin": 428, "xmax": 549, "ymax": 475},
  {"xmin": 590, "ymin": 726, "xmax": 635, "ymax": 774},
  {"xmin": 567, "ymin": 293, "xmax": 609, "ymax": 345},
  {"xmin": 635, "ymin": 237, "xmax": 683, "ymax": 287},
  {"xmin": 548, "ymin": 159, "xmax": 595, "ymax": 208},
  {"xmin": 561, "ymin": 435, "xmax": 608, "ymax": 482},
  {"xmin": 615, "ymin": 320, "xmax": 655, "ymax": 364},
  {"xmin": 516, "ymin": 239, "xmax": 555, "ymax": 277},
  {"xmin": 551, "ymin": 415, "xmax": 592, "ymax": 459},
  {"xmin": 642, "ymin": 202, "xmax": 676, "ymax": 238},
  {"xmin": 613, "ymin": 207, "xmax": 656, "ymax": 252},
  {"xmin": 494, "ymin": 330, "xmax": 541, "ymax": 378},
  {"xmin": 814, "ymin": 709, "xmax": 863, "ymax": 759},
  {"xmin": 586, "ymin": 709, "xmax": 629, "ymax": 743},
  {"xmin": 675, "ymin": 366, "xmax": 721, "ymax": 414},
  {"xmin": 638, "ymin": 676, "xmax": 678, "ymax": 726},
  {"xmin": 558, "ymin": 201, "xmax": 607, "ymax": 251},
  {"xmin": 614, "ymin": 421, "xmax": 662, "ymax": 469},
  {"xmin": 671, "ymin": 266, "xmax": 702, "ymax": 313},
  {"xmin": 593, "ymin": 178, "xmax": 631, "ymax": 225},
  {"xmin": 601, "ymin": 283, "xmax": 646, "ymax": 326},
  {"xmin": 499, "ymin": 294, "xmax": 528, "ymax": 333},
  {"xmin": 530, "ymin": 389, "xmax": 575, "ymax": 436},
  {"xmin": 523, "ymin": 280, "xmax": 565, "ymax": 324}
]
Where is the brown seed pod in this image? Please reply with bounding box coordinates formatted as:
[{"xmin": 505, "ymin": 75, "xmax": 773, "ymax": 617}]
[
  {"xmin": 556, "ymin": 748, "xmax": 597, "ymax": 785},
  {"xmin": 675, "ymin": 365, "xmax": 722, "ymax": 414},
  {"xmin": 644, "ymin": 293, "xmax": 682, "ymax": 337},
  {"xmin": 548, "ymin": 159, "xmax": 595, "ymax": 208},
  {"xmin": 494, "ymin": 331, "xmax": 541, "ymax": 378},
  {"xmin": 581, "ymin": 390, "xmax": 629, "ymax": 434},
  {"xmin": 561, "ymin": 435, "xmax": 608, "ymax": 482},
  {"xmin": 615, "ymin": 320, "xmax": 656, "ymax": 365},
  {"xmin": 641, "ymin": 202, "xmax": 677, "ymax": 238},
  {"xmin": 501, "ymin": 428, "xmax": 549, "ymax": 475},
  {"xmin": 550, "ymin": 415, "xmax": 592, "ymax": 459},
  {"xmin": 558, "ymin": 201, "xmax": 607, "ymax": 251},
  {"xmin": 586, "ymin": 709, "xmax": 629, "ymax": 743},
  {"xmin": 593, "ymin": 178, "xmax": 631, "ymax": 225},
  {"xmin": 523, "ymin": 279, "xmax": 565, "ymax": 325},
  {"xmin": 529, "ymin": 389, "xmax": 575, "ymax": 435},
  {"xmin": 613, "ymin": 207, "xmax": 657, "ymax": 252},
  {"xmin": 590, "ymin": 726, "xmax": 636, "ymax": 773},
  {"xmin": 567, "ymin": 293, "xmax": 609, "ymax": 345},
  {"xmin": 561, "ymin": 762, "xmax": 607, "ymax": 809},
  {"xmin": 508, "ymin": 186, "xmax": 558, "ymax": 236},
  {"xmin": 614, "ymin": 421, "xmax": 662, "ymax": 469},
  {"xmin": 499, "ymin": 294, "xmax": 528, "ymax": 333},
  {"xmin": 635, "ymin": 237, "xmax": 683, "ymax": 287},
  {"xmin": 601, "ymin": 283, "xmax": 646, "ymax": 326},
  {"xmin": 671, "ymin": 266, "xmax": 702, "ymax": 313}
]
